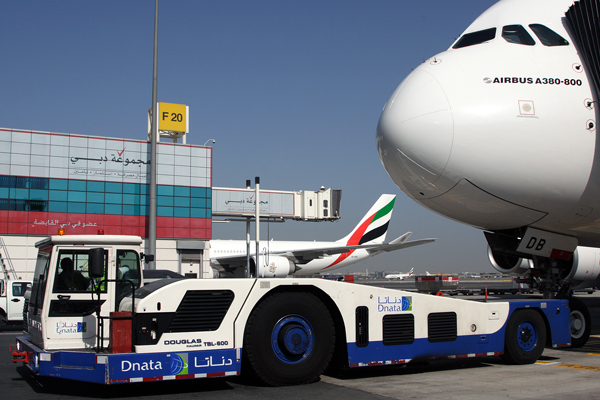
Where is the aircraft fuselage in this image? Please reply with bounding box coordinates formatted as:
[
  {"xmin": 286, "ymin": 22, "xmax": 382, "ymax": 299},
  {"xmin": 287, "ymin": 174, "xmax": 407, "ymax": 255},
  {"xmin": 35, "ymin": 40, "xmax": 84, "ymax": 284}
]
[{"xmin": 376, "ymin": 0, "xmax": 600, "ymax": 247}]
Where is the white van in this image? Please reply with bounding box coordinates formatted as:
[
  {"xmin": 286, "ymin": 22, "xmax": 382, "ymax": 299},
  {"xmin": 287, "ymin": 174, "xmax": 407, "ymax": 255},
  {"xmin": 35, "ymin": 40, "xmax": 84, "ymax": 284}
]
[{"xmin": 0, "ymin": 279, "xmax": 31, "ymax": 328}]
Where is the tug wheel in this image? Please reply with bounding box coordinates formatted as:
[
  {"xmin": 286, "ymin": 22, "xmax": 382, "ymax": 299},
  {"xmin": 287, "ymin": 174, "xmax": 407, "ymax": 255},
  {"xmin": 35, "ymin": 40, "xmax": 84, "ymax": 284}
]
[
  {"xmin": 243, "ymin": 292, "xmax": 335, "ymax": 386},
  {"xmin": 502, "ymin": 309, "xmax": 546, "ymax": 364}
]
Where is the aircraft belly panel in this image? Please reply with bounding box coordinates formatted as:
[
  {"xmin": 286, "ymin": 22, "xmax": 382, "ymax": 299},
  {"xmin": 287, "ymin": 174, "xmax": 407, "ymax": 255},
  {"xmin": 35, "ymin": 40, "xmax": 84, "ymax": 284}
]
[{"xmin": 422, "ymin": 179, "xmax": 547, "ymax": 230}]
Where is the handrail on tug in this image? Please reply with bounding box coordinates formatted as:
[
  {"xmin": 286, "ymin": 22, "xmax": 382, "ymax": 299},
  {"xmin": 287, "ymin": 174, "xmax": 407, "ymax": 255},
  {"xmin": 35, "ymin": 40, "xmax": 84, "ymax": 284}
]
[{"xmin": 94, "ymin": 279, "xmax": 136, "ymax": 353}]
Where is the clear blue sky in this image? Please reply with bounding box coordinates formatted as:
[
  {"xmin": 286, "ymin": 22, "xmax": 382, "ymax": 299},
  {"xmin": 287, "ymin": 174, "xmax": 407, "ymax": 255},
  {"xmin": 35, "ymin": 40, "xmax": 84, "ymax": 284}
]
[{"xmin": 1, "ymin": 0, "xmax": 499, "ymax": 273}]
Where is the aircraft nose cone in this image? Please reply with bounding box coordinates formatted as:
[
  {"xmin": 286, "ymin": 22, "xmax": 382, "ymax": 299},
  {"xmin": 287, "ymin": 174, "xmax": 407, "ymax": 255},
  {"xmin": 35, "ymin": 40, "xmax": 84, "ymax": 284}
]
[{"xmin": 377, "ymin": 70, "xmax": 454, "ymax": 197}]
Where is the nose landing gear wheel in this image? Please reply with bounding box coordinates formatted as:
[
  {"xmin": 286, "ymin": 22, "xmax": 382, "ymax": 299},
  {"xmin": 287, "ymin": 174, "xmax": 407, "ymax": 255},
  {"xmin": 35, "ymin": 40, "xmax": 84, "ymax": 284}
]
[{"xmin": 569, "ymin": 297, "xmax": 591, "ymax": 348}]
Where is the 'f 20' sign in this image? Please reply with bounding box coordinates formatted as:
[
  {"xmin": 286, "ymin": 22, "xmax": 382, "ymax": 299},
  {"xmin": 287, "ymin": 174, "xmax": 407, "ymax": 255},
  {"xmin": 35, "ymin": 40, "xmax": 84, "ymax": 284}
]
[{"xmin": 158, "ymin": 102, "xmax": 188, "ymax": 133}]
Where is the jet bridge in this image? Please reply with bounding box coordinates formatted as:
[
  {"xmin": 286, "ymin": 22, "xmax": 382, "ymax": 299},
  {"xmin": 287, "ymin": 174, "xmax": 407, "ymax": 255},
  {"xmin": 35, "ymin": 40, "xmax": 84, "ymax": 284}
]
[{"xmin": 212, "ymin": 186, "xmax": 341, "ymax": 221}]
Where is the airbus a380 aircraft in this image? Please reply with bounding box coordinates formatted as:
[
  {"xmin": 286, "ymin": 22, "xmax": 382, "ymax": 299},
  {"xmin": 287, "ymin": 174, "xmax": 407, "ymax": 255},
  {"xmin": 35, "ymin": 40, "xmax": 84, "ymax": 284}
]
[
  {"xmin": 210, "ymin": 194, "xmax": 434, "ymax": 277},
  {"xmin": 376, "ymin": 0, "xmax": 600, "ymax": 346}
]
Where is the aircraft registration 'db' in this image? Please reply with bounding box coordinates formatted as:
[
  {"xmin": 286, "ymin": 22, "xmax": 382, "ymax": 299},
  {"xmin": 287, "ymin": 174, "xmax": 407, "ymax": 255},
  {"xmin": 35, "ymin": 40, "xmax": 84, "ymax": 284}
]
[{"xmin": 376, "ymin": 0, "xmax": 600, "ymax": 346}]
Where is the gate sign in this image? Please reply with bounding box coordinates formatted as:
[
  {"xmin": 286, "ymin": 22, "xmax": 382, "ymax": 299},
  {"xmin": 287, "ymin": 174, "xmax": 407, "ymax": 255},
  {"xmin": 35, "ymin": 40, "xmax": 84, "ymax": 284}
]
[{"xmin": 159, "ymin": 102, "xmax": 188, "ymax": 132}]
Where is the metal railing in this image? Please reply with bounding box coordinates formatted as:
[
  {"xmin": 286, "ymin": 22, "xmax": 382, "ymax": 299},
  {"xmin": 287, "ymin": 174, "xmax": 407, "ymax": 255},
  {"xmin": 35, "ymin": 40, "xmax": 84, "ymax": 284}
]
[{"xmin": 0, "ymin": 237, "xmax": 17, "ymax": 280}]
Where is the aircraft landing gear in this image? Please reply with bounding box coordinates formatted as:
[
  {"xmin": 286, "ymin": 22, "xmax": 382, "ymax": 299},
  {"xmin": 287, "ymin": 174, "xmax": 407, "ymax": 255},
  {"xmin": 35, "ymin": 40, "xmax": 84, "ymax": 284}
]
[
  {"xmin": 529, "ymin": 256, "xmax": 591, "ymax": 348},
  {"xmin": 569, "ymin": 297, "xmax": 591, "ymax": 348}
]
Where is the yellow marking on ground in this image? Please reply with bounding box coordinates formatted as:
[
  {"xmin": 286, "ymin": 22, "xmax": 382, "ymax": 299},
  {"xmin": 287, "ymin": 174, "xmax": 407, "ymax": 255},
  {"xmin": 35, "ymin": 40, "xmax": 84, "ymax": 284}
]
[
  {"xmin": 556, "ymin": 364, "xmax": 600, "ymax": 372},
  {"xmin": 536, "ymin": 360, "xmax": 561, "ymax": 365},
  {"xmin": 587, "ymin": 353, "xmax": 600, "ymax": 356}
]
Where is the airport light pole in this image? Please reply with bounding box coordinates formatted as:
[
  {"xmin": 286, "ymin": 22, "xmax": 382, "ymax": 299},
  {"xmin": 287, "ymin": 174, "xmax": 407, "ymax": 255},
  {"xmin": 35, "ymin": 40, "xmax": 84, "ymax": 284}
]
[
  {"xmin": 148, "ymin": 0, "xmax": 159, "ymax": 269},
  {"xmin": 255, "ymin": 177, "xmax": 260, "ymax": 277},
  {"xmin": 246, "ymin": 179, "xmax": 251, "ymax": 278}
]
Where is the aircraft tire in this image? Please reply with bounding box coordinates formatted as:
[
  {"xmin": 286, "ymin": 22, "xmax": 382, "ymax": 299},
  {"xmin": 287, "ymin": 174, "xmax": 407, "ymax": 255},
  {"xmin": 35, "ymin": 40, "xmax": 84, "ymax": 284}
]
[
  {"xmin": 569, "ymin": 297, "xmax": 591, "ymax": 348},
  {"xmin": 502, "ymin": 309, "xmax": 546, "ymax": 365},
  {"xmin": 243, "ymin": 292, "xmax": 335, "ymax": 386}
]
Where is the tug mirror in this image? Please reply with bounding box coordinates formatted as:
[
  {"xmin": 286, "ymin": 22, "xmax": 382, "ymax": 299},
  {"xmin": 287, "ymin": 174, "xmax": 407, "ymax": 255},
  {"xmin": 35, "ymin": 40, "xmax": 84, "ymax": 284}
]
[
  {"xmin": 89, "ymin": 248, "xmax": 105, "ymax": 278},
  {"xmin": 141, "ymin": 253, "xmax": 155, "ymax": 263}
]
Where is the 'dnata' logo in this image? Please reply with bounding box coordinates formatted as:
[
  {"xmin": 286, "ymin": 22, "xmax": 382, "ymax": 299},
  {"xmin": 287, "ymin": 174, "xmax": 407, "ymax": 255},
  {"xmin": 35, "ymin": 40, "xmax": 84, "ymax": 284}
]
[
  {"xmin": 377, "ymin": 296, "xmax": 412, "ymax": 312},
  {"xmin": 170, "ymin": 353, "xmax": 188, "ymax": 375}
]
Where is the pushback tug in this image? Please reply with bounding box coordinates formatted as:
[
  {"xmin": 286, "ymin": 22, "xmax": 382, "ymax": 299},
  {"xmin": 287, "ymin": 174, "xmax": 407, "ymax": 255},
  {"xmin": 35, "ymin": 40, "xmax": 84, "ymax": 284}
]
[{"xmin": 10, "ymin": 232, "xmax": 571, "ymax": 386}]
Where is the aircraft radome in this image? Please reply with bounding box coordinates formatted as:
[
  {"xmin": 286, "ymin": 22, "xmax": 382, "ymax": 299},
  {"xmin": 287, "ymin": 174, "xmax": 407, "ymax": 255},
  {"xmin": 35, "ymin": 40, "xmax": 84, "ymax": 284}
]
[{"xmin": 376, "ymin": 0, "xmax": 600, "ymax": 346}]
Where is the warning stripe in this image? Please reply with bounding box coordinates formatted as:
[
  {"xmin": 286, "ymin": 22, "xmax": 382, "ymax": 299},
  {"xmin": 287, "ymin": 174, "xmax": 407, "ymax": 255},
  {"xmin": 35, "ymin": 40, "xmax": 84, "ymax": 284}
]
[
  {"xmin": 109, "ymin": 370, "xmax": 239, "ymax": 384},
  {"xmin": 350, "ymin": 359, "xmax": 410, "ymax": 368},
  {"xmin": 432, "ymin": 351, "xmax": 502, "ymax": 360},
  {"xmin": 349, "ymin": 351, "xmax": 502, "ymax": 368}
]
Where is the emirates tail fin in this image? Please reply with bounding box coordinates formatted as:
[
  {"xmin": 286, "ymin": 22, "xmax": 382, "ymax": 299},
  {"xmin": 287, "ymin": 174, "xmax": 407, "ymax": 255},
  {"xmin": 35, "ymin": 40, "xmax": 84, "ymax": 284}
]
[{"xmin": 337, "ymin": 194, "xmax": 396, "ymax": 246}]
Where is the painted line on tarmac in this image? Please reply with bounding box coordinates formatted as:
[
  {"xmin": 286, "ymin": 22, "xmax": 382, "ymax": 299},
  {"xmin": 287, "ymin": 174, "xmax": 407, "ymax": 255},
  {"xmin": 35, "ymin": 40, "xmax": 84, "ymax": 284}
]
[
  {"xmin": 580, "ymin": 345, "xmax": 600, "ymax": 352},
  {"xmin": 556, "ymin": 364, "xmax": 600, "ymax": 372},
  {"xmin": 536, "ymin": 361, "xmax": 561, "ymax": 365}
]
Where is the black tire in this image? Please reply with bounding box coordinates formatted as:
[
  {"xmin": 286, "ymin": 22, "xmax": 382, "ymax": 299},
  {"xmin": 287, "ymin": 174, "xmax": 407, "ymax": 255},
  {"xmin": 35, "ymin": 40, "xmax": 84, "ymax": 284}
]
[
  {"xmin": 243, "ymin": 292, "xmax": 335, "ymax": 386},
  {"xmin": 569, "ymin": 297, "xmax": 591, "ymax": 348},
  {"xmin": 502, "ymin": 309, "xmax": 546, "ymax": 364}
]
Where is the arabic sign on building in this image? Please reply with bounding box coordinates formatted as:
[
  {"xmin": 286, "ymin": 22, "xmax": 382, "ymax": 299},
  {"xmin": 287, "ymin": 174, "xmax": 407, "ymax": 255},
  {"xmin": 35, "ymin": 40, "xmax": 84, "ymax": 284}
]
[
  {"xmin": 212, "ymin": 188, "xmax": 294, "ymax": 218},
  {"xmin": 0, "ymin": 128, "xmax": 212, "ymax": 239}
]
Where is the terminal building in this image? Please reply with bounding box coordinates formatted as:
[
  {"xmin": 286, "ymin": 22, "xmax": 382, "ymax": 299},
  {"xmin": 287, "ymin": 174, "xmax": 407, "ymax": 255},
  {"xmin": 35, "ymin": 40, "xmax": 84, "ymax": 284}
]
[
  {"xmin": 0, "ymin": 127, "xmax": 213, "ymax": 279},
  {"xmin": 0, "ymin": 126, "xmax": 341, "ymax": 280}
]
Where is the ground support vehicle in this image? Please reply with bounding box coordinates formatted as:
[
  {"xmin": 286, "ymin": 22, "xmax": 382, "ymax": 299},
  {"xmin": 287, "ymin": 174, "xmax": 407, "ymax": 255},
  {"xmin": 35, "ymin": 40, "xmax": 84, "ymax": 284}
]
[
  {"xmin": 414, "ymin": 275, "xmax": 458, "ymax": 294},
  {"xmin": 0, "ymin": 279, "xmax": 31, "ymax": 328},
  {"xmin": 11, "ymin": 234, "xmax": 572, "ymax": 386},
  {"xmin": 1, "ymin": 235, "xmax": 32, "ymax": 328}
]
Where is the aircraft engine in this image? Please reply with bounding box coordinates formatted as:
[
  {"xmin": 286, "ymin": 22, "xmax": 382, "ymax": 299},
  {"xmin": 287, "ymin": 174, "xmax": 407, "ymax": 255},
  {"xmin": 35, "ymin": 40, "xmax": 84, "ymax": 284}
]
[
  {"xmin": 562, "ymin": 247, "xmax": 600, "ymax": 290},
  {"xmin": 256, "ymin": 256, "xmax": 296, "ymax": 278},
  {"xmin": 488, "ymin": 245, "xmax": 600, "ymax": 289},
  {"xmin": 487, "ymin": 246, "xmax": 531, "ymax": 275}
]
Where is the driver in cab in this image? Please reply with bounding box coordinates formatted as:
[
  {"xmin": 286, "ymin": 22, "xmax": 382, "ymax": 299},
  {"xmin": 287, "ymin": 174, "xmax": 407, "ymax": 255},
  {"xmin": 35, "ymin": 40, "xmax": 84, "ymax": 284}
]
[{"xmin": 57, "ymin": 258, "xmax": 90, "ymax": 291}]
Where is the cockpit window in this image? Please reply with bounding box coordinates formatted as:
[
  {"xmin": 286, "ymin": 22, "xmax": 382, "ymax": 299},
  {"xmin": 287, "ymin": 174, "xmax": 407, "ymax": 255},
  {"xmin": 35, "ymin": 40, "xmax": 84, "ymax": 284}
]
[
  {"xmin": 502, "ymin": 25, "xmax": 536, "ymax": 45},
  {"xmin": 452, "ymin": 28, "xmax": 496, "ymax": 49},
  {"xmin": 529, "ymin": 24, "xmax": 569, "ymax": 46}
]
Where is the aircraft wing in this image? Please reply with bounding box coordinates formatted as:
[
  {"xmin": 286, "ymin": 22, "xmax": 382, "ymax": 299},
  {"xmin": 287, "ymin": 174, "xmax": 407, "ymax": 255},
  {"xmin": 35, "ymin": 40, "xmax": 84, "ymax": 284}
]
[
  {"xmin": 210, "ymin": 253, "xmax": 253, "ymax": 270},
  {"xmin": 212, "ymin": 233, "xmax": 435, "ymax": 268},
  {"xmin": 210, "ymin": 246, "xmax": 356, "ymax": 269},
  {"xmin": 271, "ymin": 232, "xmax": 436, "ymax": 262},
  {"xmin": 258, "ymin": 246, "xmax": 365, "ymax": 264},
  {"xmin": 365, "ymin": 238, "xmax": 436, "ymax": 255}
]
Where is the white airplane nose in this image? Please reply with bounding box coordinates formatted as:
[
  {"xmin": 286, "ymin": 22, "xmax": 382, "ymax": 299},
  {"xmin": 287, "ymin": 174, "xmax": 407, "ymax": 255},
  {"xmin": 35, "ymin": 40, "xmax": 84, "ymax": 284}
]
[{"xmin": 377, "ymin": 70, "xmax": 454, "ymax": 198}]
